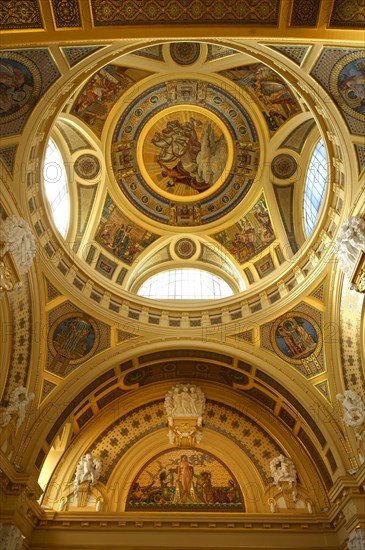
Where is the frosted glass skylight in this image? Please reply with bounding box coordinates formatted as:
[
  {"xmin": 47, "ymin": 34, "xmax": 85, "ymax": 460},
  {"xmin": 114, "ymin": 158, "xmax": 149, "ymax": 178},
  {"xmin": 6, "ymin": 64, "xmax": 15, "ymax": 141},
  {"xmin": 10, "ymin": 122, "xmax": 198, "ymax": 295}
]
[
  {"xmin": 137, "ymin": 269, "xmax": 234, "ymax": 299},
  {"xmin": 43, "ymin": 139, "xmax": 69, "ymax": 237},
  {"xmin": 303, "ymin": 139, "xmax": 327, "ymax": 238}
]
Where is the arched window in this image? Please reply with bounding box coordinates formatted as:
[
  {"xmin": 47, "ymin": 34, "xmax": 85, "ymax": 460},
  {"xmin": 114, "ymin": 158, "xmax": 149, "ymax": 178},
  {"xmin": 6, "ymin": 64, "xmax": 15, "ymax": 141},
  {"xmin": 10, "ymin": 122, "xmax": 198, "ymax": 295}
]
[
  {"xmin": 303, "ymin": 139, "xmax": 327, "ymax": 238},
  {"xmin": 43, "ymin": 139, "xmax": 69, "ymax": 237},
  {"xmin": 137, "ymin": 269, "xmax": 234, "ymax": 299}
]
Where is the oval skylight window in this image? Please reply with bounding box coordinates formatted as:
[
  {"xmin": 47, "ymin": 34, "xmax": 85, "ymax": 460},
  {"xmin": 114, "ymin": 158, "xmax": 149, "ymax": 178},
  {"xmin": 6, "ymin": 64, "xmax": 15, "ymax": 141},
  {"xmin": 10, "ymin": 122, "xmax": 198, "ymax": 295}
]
[
  {"xmin": 303, "ymin": 139, "xmax": 327, "ymax": 238},
  {"xmin": 43, "ymin": 139, "xmax": 69, "ymax": 238},
  {"xmin": 137, "ymin": 269, "xmax": 234, "ymax": 299}
]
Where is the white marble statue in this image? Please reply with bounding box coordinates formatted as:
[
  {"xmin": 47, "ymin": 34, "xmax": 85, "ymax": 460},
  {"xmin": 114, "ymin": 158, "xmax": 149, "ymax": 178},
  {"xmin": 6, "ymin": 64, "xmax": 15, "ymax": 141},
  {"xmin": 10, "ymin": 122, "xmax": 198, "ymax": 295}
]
[
  {"xmin": 270, "ymin": 454, "xmax": 297, "ymax": 501},
  {"xmin": 164, "ymin": 384, "xmax": 205, "ymax": 426},
  {"xmin": 0, "ymin": 523, "xmax": 23, "ymax": 550},
  {"xmin": 335, "ymin": 216, "xmax": 365, "ymax": 276},
  {"xmin": 73, "ymin": 453, "xmax": 102, "ymax": 496},
  {"xmin": 337, "ymin": 390, "xmax": 365, "ymax": 428},
  {"xmin": 0, "ymin": 386, "xmax": 34, "ymax": 430},
  {"xmin": 0, "ymin": 215, "xmax": 36, "ymax": 289},
  {"xmin": 348, "ymin": 528, "xmax": 365, "ymax": 550}
]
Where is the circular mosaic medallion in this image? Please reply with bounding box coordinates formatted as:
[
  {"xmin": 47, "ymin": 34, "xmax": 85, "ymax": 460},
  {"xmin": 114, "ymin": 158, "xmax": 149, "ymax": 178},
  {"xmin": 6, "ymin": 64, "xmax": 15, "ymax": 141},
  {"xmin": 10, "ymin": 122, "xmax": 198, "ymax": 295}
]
[
  {"xmin": 111, "ymin": 79, "xmax": 259, "ymax": 226},
  {"xmin": 170, "ymin": 42, "xmax": 200, "ymax": 65},
  {"xmin": 0, "ymin": 52, "xmax": 40, "ymax": 125},
  {"xmin": 271, "ymin": 154, "xmax": 297, "ymax": 179},
  {"xmin": 48, "ymin": 313, "xmax": 99, "ymax": 364},
  {"xmin": 174, "ymin": 238, "xmax": 197, "ymax": 259},
  {"xmin": 271, "ymin": 313, "xmax": 322, "ymax": 365},
  {"xmin": 139, "ymin": 105, "xmax": 232, "ymax": 199},
  {"xmin": 334, "ymin": 51, "xmax": 365, "ymax": 123},
  {"xmin": 74, "ymin": 154, "xmax": 100, "ymax": 179}
]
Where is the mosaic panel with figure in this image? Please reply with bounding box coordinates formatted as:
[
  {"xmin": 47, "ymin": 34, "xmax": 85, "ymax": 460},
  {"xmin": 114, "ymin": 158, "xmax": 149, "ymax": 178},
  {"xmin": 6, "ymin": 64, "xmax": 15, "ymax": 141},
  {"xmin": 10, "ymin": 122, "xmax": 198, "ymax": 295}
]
[
  {"xmin": 71, "ymin": 65, "xmax": 151, "ymax": 137},
  {"xmin": 0, "ymin": 50, "xmax": 60, "ymax": 137},
  {"xmin": 127, "ymin": 449, "xmax": 244, "ymax": 511},
  {"xmin": 95, "ymin": 196, "xmax": 160, "ymax": 265},
  {"xmin": 261, "ymin": 303, "xmax": 324, "ymax": 378},
  {"xmin": 46, "ymin": 302, "xmax": 110, "ymax": 377},
  {"xmin": 219, "ymin": 63, "xmax": 301, "ymax": 133},
  {"xmin": 212, "ymin": 195, "xmax": 275, "ymax": 264},
  {"xmin": 311, "ymin": 48, "xmax": 365, "ymax": 136}
]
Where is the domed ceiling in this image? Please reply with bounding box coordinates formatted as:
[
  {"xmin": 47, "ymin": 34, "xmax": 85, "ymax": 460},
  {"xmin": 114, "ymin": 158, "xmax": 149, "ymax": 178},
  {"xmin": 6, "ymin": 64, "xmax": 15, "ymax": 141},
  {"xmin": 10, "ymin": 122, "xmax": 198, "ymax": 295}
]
[
  {"xmin": 46, "ymin": 42, "xmax": 319, "ymax": 295},
  {"xmin": 1, "ymin": 23, "xmax": 364, "ymax": 548}
]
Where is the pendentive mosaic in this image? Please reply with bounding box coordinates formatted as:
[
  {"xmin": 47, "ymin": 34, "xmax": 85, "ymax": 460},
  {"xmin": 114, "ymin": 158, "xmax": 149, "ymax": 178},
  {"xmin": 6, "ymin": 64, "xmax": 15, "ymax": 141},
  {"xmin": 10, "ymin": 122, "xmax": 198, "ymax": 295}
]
[
  {"xmin": 132, "ymin": 45, "xmax": 164, "ymax": 62},
  {"xmin": 261, "ymin": 302, "xmax": 324, "ymax": 378},
  {"xmin": 0, "ymin": 49, "xmax": 60, "ymax": 137},
  {"xmin": 0, "ymin": 145, "xmax": 17, "ymax": 173},
  {"xmin": 61, "ymin": 46, "xmax": 104, "ymax": 67},
  {"xmin": 311, "ymin": 48, "xmax": 365, "ymax": 136},
  {"xmin": 46, "ymin": 302, "xmax": 110, "ymax": 378}
]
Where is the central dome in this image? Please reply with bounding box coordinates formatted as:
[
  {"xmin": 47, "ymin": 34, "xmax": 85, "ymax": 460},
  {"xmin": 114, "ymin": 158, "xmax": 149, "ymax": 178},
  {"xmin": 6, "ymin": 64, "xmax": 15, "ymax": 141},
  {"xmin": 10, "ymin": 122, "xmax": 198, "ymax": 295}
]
[
  {"xmin": 111, "ymin": 78, "xmax": 259, "ymax": 226},
  {"xmin": 139, "ymin": 105, "xmax": 232, "ymax": 199}
]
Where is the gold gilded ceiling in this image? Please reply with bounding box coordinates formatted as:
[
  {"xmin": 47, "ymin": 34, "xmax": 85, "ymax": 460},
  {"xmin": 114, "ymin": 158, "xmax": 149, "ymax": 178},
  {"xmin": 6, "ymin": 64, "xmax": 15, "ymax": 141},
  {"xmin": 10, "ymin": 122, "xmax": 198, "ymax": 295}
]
[{"xmin": 0, "ymin": 9, "xmax": 364, "ymax": 549}]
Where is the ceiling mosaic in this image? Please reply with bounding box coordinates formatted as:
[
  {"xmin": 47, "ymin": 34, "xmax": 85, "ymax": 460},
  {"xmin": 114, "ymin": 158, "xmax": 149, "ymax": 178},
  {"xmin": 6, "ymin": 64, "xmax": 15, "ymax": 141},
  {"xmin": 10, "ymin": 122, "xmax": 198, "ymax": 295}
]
[
  {"xmin": 1, "ymin": 0, "xmax": 363, "ymax": 33},
  {"xmin": 46, "ymin": 302, "xmax": 111, "ymax": 378},
  {"xmin": 260, "ymin": 302, "xmax": 324, "ymax": 379},
  {"xmin": 218, "ymin": 63, "xmax": 302, "ymax": 134},
  {"xmin": 1, "ymin": 36, "xmax": 362, "ymax": 534},
  {"xmin": 71, "ymin": 65, "xmax": 151, "ymax": 138},
  {"xmin": 311, "ymin": 48, "xmax": 365, "ymax": 136},
  {"xmin": 95, "ymin": 195, "xmax": 160, "ymax": 265},
  {"xmin": 111, "ymin": 78, "xmax": 259, "ymax": 226},
  {"xmin": 211, "ymin": 194, "xmax": 275, "ymax": 265},
  {"xmin": 0, "ymin": 49, "xmax": 60, "ymax": 137},
  {"xmin": 90, "ymin": 0, "xmax": 280, "ymax": 26}
]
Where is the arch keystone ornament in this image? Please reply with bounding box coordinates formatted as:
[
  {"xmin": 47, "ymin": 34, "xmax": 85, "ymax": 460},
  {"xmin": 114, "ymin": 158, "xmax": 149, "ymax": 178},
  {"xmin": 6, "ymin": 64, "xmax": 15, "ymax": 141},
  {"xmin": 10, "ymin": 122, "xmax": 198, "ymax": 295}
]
[{"xmin": 164, "ymin": 384, "xmax": 206, "ymax": 447}]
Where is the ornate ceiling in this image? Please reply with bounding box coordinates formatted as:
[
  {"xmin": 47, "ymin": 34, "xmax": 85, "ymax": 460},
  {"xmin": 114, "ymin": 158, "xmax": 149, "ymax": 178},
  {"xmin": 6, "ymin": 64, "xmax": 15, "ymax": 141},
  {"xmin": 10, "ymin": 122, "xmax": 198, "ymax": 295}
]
[{"xmin": 0, "ymin": 3, "xmax": 365, "ymax": 549}]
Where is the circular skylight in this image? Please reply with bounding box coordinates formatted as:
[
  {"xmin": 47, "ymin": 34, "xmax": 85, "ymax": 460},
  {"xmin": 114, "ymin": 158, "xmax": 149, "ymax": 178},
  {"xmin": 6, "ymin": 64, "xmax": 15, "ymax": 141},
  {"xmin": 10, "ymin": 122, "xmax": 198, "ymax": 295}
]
[
  {"xmin": 137, "ymin": 269, "xmax": 234, "ymax": 299},
  {"xmin": 43, "ymin": 139, "xmax": 69, "ymax": 238}
]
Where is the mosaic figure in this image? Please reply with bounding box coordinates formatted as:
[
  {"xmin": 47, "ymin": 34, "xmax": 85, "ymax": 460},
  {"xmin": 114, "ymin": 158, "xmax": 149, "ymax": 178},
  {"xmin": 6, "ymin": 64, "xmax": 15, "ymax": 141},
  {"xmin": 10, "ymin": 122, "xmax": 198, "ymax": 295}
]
[
  {"xmin": 52, "ymin": 317, "xmax": 95, "ymax": 361},
  {"xmin": 95, "ymin": 199, "xmax": 159, "ymax": 265},
  {"xmin": 213, "ymin": 196, "xmax": 275, "ymax": 263},
  {"xmin": 338, "ymin": 59, "xmax": 365, "ymax": 116},
  {"xmin": 219, "ymin": 63, "xmax": 300, "ymax": 132},
  {"xmin": 275, "ymin": 316, "xmax": 317, "ymax": 359},
  {"xmin": 127, "ymin": 450, "xmax": 243, "ymax": 510}
]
